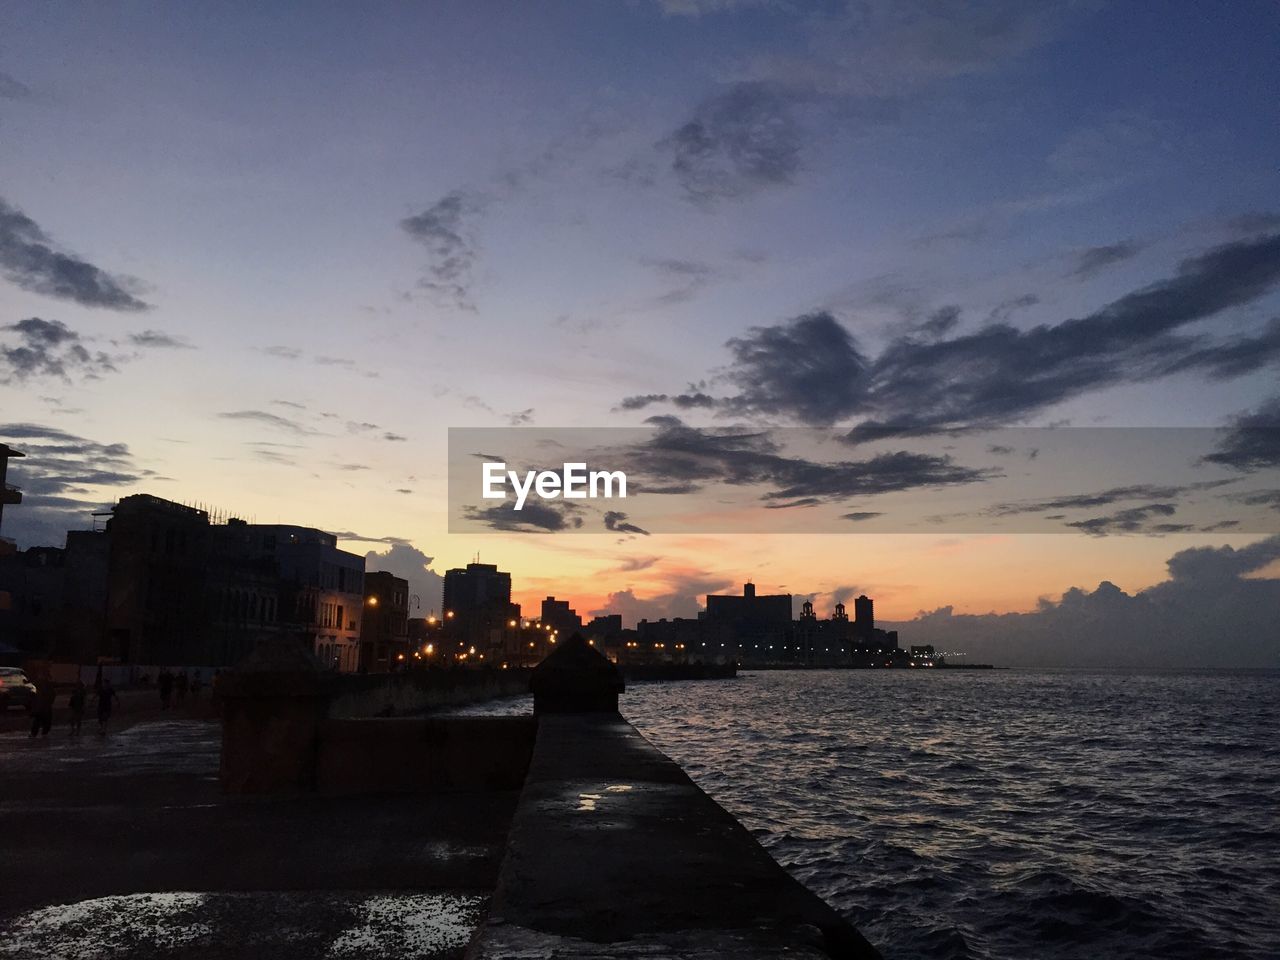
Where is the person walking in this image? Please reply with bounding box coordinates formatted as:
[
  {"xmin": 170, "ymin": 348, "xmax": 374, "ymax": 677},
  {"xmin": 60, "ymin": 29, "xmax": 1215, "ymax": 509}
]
[
  {"xmin": 96, "ymin": 678, "xmax": 119, "ymax": 733},
  {"xmin": 28, "ymin": 677, "xmax": 55, "ymax": 738},
  {"xmin": 158, "ymin": 668, "xmax": 173, "ymax": 710},
  {"xmin": 175, "ymin": 669, "xmax": 189, "ymax": 706},
  {"xmin": 191, "ymin": 669, "xmax": 203, "ymax": 699},
  {"xmin": 68, "ymin": 680, "xmax": 87, "ymax": 734}
]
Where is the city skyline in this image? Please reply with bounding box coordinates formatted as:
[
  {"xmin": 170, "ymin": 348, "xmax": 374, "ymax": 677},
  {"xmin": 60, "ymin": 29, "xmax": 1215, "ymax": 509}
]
[{"xmin": 2, "ymin": 2, "xmax": 1279, "ymax": 664}]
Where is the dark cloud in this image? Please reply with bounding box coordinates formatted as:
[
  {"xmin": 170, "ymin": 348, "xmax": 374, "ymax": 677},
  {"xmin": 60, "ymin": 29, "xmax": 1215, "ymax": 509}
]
[
  {"xmin": 694, "ymin": 234, "xmax": 1280, "ymax": 437},
  {"xmin": 622, "ymin": 419, "xmax": 993, "ymax": 503},
  {"xmin": 0, "ymin": 197, "xmax": 150, "ymax": 311},
  {"xmin": 383, "ymin": 432, "xmax": 408, "ymax": 442},
  {"xmin": 1067, "ymin": 240, "xmax": 1143, "ymax": 279},
  {"xmin": 1159, "ymin": 318, "xmax": 1280, "ymax": 381},
  {"xmin": 0, "ymin": 423, "xmax": 151, "ymax": 546},
  {"xmin": 462, "ymin": 500, "xmax": 585, "ymax": 533},
  {"xmin": 508, "ymin": 408, "xmax": 535, "ymax": 426},
  {"xmin": 991, "ymin": 484, "xmax": 1188, "ymax": 517},
  {"xmin": 661, "ymin": 82, "xmax": 805, "ymax": 205},
  {"xmin": 603, "ymin": 511, "xmax": 650, "ymax": 536},
  {"xmin": 618, "ymin": 391, "xmax": 717, "ymax": 412},
  {"xmin": 401, "ymin": 190, "xmax": 485, "ymax": 309},
  {"xmin": 764, "ymin": 497, "xmax": 822, "ymax": 509},
  {"xmin": 841, "ymin": 511, "xmax": 883, "ymax": 522},
  {"xmin": 128, "ymin": 330, "xmax": 194, "ymax": 349},
  {"xmin": 858, "ymin": 232, "xmax": 1280, "ymax": 437},
  {"xmin": 1226, "ymin": 489, "xmax": 1280, "ymax": 512},
  {"xmin": 1064, "ymin": 502, "xmax": 1183, "ymax": 536},
  {"xmin": 2, "ymin": 317, "xmax": 119, "ymax": 382},
  {"xmin": 891, "ymin": 535, "xmax": 1280, "ymax": 667},
  {"xmin": 724, "ymin": 311, "xmax": 870, "ymax": 423},
  {"xmin": 1203, "ymin": 397, "xmax": 1280, "ymax": 471},
  {"xmin": 920, "ymin": 305, "xmax": 961, "ymax": 337},
  {"xmin": 0, "ymin": 71, "xmax": 32, "ymax": 100}
]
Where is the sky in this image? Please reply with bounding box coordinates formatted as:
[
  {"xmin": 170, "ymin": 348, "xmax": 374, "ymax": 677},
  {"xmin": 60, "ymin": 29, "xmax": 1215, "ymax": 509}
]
[{"xmin": 2, "ymin": 1, "xmax": 1279, "ymax": 664}]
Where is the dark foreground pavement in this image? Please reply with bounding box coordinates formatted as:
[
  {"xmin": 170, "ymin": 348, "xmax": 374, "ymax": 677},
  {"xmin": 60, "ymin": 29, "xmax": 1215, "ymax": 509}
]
[{"xmin": 0, "ymin": 719, "xmax": 517, "ymax": 959}]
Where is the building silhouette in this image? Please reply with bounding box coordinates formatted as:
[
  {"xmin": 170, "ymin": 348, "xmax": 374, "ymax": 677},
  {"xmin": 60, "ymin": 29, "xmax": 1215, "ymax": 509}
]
[
  {"xmin": 705, "ymin": 582, "xmax": 792, "ymax": 633},
  {"xmin": 0, "ymin": 443, "xmax": 25, "ymax": 546},
  {"xmin": 362, "ymin": 571, "xmax": 410, "ymax": 671},
  {"xmin": 4, "ymin": 493, "xmax": 368, "ymax": 670},
  {"xmin": 442, "ymin": 561, "xmax": 518, "ymax": 643},
  {"xmin": 853, "ymin": 594, "xmax": 874, "ymax": 642},
  {"xmin": 541, "ymin": 596, "xmax": 583, "ymax": 636}
]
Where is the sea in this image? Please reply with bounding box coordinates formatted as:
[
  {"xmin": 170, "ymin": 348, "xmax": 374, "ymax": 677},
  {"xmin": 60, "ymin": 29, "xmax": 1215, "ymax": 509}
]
[
  {"xmin": 621, "ymin": 669, "xmax": 1280, "ymax": 960},
  {"xmin": 463, "ymin": 668, "xmax": 1280, "ymax": 959}
]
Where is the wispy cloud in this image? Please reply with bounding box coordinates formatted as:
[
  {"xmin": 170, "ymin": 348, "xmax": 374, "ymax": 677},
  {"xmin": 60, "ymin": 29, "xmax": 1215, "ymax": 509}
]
[
  {"xmin": 128, "ymin": 330, "xmax": 195, "ymax": 349},
  {"xmin": 661, "ymin": 82, "xmax": 806, "ymax": 205},
  {"xmin": 656, "ymin": 1, "xmax": 1087, "ymax": 205},
  {"xmin": 217, "ymin": 410, "xmax": 314, "ymax": 435},
  {"xmin": 1067, "ymin": 239, "xmax": 1144, "ymax": 279},
  {"xmin": 0, "ymin": 71, "xmax": 32, "ymax": 101},
  {"xmin": 401, "ymin": 189, "xmax": 486, "ymax": 310}
]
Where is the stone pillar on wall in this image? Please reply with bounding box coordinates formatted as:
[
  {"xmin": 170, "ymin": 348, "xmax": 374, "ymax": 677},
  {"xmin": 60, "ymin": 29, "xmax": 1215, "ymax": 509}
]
[
  {"xmin": 530, "ymin": 633, "xmax": 624, "ymax": 715},
  {"xmin": 218, "ymin": 637, "xmax": 333, "ymax": 794}
]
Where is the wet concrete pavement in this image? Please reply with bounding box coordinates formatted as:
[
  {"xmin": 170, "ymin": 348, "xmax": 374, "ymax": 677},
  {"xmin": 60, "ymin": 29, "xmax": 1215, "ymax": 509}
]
[{"xmin": 0, "ymin": 717, "xmax": 516, "ymax": 958}]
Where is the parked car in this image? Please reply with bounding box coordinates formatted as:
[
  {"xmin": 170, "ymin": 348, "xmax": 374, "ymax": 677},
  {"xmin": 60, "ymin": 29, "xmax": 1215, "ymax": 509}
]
[{"xmin": 0, "ymin": 667, "xmax": 38, "ymax": 712}]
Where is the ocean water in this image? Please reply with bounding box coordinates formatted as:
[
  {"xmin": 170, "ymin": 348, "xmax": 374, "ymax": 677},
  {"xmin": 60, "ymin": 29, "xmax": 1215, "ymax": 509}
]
[{"xmin": 619, "ymin": 669, "xmax": 1280, "ymax": 960}]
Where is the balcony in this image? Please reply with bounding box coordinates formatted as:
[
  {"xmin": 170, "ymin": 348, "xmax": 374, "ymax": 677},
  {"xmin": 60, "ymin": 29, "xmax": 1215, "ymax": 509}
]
[{"xmin": 1, "ymin": 484, "xmax": 20, "ymax": 506}]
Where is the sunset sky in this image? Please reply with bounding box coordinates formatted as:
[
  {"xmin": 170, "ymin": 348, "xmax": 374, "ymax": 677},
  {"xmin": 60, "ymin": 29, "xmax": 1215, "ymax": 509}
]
[{"xmin": 2, "ymin": 2, "xmax": 1279, "ymax": 659}]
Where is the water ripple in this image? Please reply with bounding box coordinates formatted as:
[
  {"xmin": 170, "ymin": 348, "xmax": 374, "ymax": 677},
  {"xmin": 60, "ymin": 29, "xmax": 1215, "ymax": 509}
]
[{"xmin": 621, "ymin": 669, "xmax": 1280, "ymax": 960}]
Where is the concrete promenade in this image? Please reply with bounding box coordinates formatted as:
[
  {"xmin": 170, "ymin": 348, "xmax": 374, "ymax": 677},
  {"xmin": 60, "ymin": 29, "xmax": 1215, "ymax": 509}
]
[
  {"xmin": 0, "ymin": 718, "xmax": 515, "ymax": 958},
  {"xmin": 470, "ymin": 713, "xmax": 881, "ymax": 959}
]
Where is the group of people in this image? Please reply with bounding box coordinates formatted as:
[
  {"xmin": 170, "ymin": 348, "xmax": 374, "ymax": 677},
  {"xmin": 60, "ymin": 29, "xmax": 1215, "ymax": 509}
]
[
  {"xmin": 28, "ymin": 677, "xmax": 119, "ymax": 737},
  {"xmin": 156, "ymin": 667, "xmax": 202, "ymax": 708},
  {"xmin": 24, "ymin": 666, "xmax": 217, "ymax": 739}
]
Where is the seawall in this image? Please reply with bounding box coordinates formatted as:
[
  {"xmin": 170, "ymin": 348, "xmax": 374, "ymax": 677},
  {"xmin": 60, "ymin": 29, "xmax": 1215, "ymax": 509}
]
[
  {"xmin": 468, "ymin": 713, "xmax": 881, "ymax": 959},
  {"xmin": 218, "ymin": 646, "xmax": 882, "ymax": 957}
]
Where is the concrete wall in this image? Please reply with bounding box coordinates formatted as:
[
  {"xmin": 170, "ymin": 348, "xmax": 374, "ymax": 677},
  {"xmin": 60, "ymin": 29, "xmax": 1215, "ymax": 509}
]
[
  {"xmin": 328, "ymin": 667, "xmax": 531, "ymax": 717},
  {"xmin": 220, "ymin": 666, "xmax": 533, "ymax": 793},
  {"xmin": 316, "ymin": 716, "xmax": 536, "ymax": 794}
]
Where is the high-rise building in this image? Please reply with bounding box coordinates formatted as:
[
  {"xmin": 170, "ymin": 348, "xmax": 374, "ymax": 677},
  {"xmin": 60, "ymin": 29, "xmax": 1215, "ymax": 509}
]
[
  {"xmin": 853, "ymin": 594, "xmax": 874, "ymax": 641},
  {"xmin": 442, "ymin": 562, "xmax": 515, "ymax": 641},
  {"xmin": 541, "ymin": 596, "xmax": 582, "ymax": 636}
]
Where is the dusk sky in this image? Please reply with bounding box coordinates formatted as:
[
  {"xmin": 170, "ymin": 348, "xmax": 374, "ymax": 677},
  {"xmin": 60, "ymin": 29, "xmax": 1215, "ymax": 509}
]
[{"xmin": 2, "ymin": 2, "xmax": 1279, "ymax": 663}]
